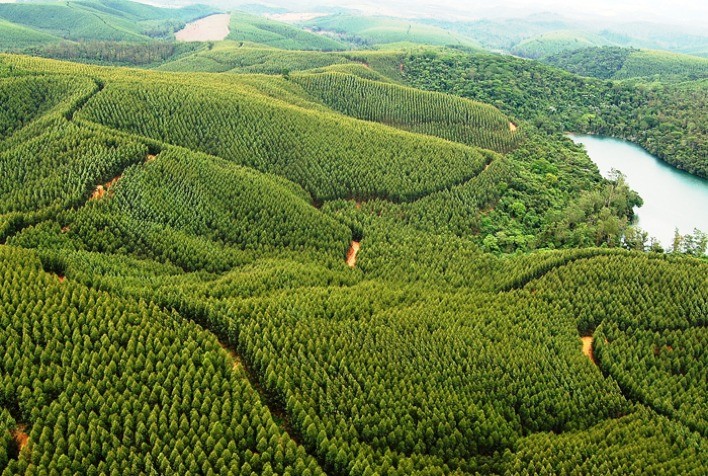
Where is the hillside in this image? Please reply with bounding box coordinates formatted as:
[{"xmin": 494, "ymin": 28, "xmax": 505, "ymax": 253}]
[
  {"xmin": 543, "ymin": 46, "xmax": 708, "ymax": 80},
  {"xmin": 0, "ymin": 3, "xmax": 706, "ymax": 475},
  {"xmin": 302, "ymin": 14, "xmax": 482, "ymax": 49},
  {"xmin": 402, "ymin": 49, "xmax": 708, "ymax": 178},
  {"xmin": 510, "ymin": 30, "xmax": 612, "ymax": 59},
  {"xmin": 227, "ymin": 11, "xmax": 346, "ymax": 51},
  {"xmin": 0, "ymin": 0, "xmax": 216, "ymax": 46}
]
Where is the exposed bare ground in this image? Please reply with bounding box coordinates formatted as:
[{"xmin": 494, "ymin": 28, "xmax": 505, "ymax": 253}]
[
  {"xmin": 581, "ymin": 336, "xmax": 597, "ymax": 365},
  {"xmin": 175, "ymin": 13, "xmax": 231, "ymax": 42},
  {"xmin": 218, "ymin": 341, "xmax": 241, "ymax": 370},
  {"xmin": 346, "ymin": 241, "xmax": 360, "ymax": 268},
  {"xmin": 509, "ymin": 122, "xmax": 517, "ymax": 132},
  {"xmin": 60, "ymin": 226, "xmax": 69, "ymax": 233},
  {"xmin": 354, "ymin": 200, "xmax": 362, "ymax": 210},
  {"xmin": 145, "ymin": 154, "xmax": 157, "ymax": 163},
  {"xmin": 57, "ymin": 275, "xmax": 65, "ymax": 283},
  {"xmin": 90, "ymin": 175, "xmax": 121, "ymax": 201},
  {"xmin": 11, "ymin": 425, "xmax": 29, "ymax": 453}
]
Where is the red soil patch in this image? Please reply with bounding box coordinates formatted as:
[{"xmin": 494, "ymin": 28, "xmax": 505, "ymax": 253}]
[
  {"xmin": 90, "ymin": 175, "xmax": 121, "ymax": 201},
  {"xmin": 11, "ymin": 426, "xmax": 29, "ymax": 452},
  {"xmin": 509, "ymin": 122, "xmax": 517, "ymax": 132},
  {"xmin": 581, "ymin": 336, "xmax": 597, "ymax": 365},
  {"xmin": 346, "ymin": 241, "xmax": 360, "ymax": 268},
  {"xmin": 57, "ymin": 275, "xmax": 65, "ymax": 283}
]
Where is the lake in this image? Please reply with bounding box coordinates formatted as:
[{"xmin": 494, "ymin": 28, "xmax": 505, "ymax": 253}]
[{"xmin": 569, "ymin": 134, "xmax": 708, "ymax": 249}]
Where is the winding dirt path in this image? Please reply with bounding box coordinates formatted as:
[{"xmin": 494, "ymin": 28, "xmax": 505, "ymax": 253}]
[
  {"xmin": 581, "ymin": 336, "xmax": 596, "ymax": 365},
  {"xmin": 346, "ymin": 241, "xmax": 360, "ymax": 268},
  {"xmin": 11, "ymin": 425, "xmax": 29, "ymax": 453},
  {"xmin": 90, "ymin": 175, "xmax": 121, "ymax": 201}
]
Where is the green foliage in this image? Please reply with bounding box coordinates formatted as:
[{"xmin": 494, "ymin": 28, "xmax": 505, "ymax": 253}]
[
  {"xmin": 511, "ymin": 30, "xmax": 611, "ymax": 59},
  {"xmin": 403, "ymin": 49, "xmax": 708, "ymax": 178},
  {"xmin": 228, "ymin": 12, "xmax": 346, "ymax": 51},
  {"xmin": 505, "ymin": 405, "xmax": 706, "ymax": 475},
  {"xmin": 542, "ymin": 46, "xmax": 636, "ymax": 79},
  {"xmin": 158, "ymin": 42, "xmax": 347, "ymax": 74},
  {"xmin": 293, "ymin": 71, "xmax": 520, "ymax": 152},
  {"xmin": 76, "ymin": 73, "xmax": 491, "ymax": 202},
  {"xmin": 544, "ymin": 46, "xmax": 708, "ymax": 81},
  {"xmin": 0, "ymin": 246, "xmax": 324, "ymax": 475},
  {"xmin": 303, "ymin": 14, "xmax": 482, "ymax": 49},
  {"xmin": 23, "ymin": 40, "xmax": 200, "ymax": 67},
  {"xmin": 0, "ymin": 0, "xmax": 216, "ymax": 45},
  {"xmin": 0, "ymin": 18, "xmax": 59, "ymax": 50},
  {"xmin": 0, "ymin": 49, "xmax": 705, "ymax": 475}
]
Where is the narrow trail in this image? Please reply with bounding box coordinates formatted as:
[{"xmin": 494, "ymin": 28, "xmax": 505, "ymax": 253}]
[
  {"xmin": 581, "ymin": 336, "xmax": 597, "ymax": 365},
  {"xmin": 90, "ymin": 175, "xmax": 121, "ymax": 200},
  {"xmin": 11, "ymin": 425, "xmax": 29, "ymax": 453},
  {"xmin": 346, "ymin": 241, "xmax": 360, "ymax": 267},
  {"xmin": 213, "ymin": 337, "xmax": 312, "ymax": 457}
]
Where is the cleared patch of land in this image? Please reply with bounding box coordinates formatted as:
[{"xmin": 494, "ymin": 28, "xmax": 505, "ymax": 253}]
[
  {"xmin": 509, "ymin": 122, "xmax": 517, "ymax": 132},
  {"xmin": 175, "ymin": 13, "xmax": 231, "ymax": 42},
  {"xmin": 581, "ymin": 336, "xmax": 596, "ymax": 365}
]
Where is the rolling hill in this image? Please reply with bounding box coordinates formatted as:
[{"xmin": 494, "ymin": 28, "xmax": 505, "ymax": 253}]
[
  {"xmin": 0, "ymin": 0, "xmax": 216, "ymax": 46},
  {"xmin": 0, "ymin": 4, "xmax": 705, "ymax": 476}
]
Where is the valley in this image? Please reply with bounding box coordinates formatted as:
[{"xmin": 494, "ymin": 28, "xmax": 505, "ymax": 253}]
[{"xmin": 0, "ymin": 1, "xmax": 705, "ymax": 475}]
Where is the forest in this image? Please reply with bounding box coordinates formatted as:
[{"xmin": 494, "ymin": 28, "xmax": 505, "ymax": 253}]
[{"xmin": 0, "ymin": 1, "xmax": 706, "ymax": 475}]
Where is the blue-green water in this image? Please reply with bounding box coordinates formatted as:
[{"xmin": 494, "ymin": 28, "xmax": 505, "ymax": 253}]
[{"xmin": 569, "ymin": 134, "xmax": 708, "ymax": 248}]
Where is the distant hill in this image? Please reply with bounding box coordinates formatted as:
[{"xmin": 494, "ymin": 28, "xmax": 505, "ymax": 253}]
[
  {"xmin": 227, "ymin": 11, "xmax": 346, "ymax": 50},
  {"xmin": 510, "ymin": 30, "xmax": 612, "ymax": 59},
  {"xmin": 0, "ymin": 0, "xmax": 216, "ymax": 46},
  {"xmin": 425, "ymin": 14, "xmax": 708, "ymax": 59},
  {"xmin": 302, "ymin": 14, "xmax": 482, "ymax": 49},
  {"xmin": 543, "ymin": 46, "xmax": 708, "ymax": 80}
]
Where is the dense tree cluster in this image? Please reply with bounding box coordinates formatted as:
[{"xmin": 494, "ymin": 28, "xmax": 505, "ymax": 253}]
[
  {"xmin": 76, "ymin": 76, "xmax": 490, "ymax": 202},
  {"xmin": 0, "ymin": 247, "xmax": 323, "ymax": 475},
  {"xmin": 0, "ymin": 51, "xmax": 705, "ymax": 475},
  {"xmin": 543, "ymin": 46, "xmax": 708, "ymax": 81},
  {"xmin": 403, "ymin": 49, "xmax": 708, "ymax": 178},
  {"xmin": 22, "ymin": 41, "xmax": 200, "ymax": 67},
  {"xmin": 293, "ymin": 71, "xmax": 519, "ymax": 152},
  {"xmin": 227, "ymin": 12, "xmax": 345, "ymax": 51}
]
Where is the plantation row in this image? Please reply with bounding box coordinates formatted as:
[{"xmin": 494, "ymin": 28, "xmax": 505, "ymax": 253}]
[
  {"xmin": 227, "ymin": 13, "xmax": 345, "ymax": 51},
  {"xmin": 0, "ymin": 52, "xmax": 705, "ymax": 475},
  {"xmin": 525, "ymin": 253, "xmax": 707, "ymax": 434},
  {"xmin": 76, "ymin": 77, "xmax": 491, "ymax": 202},
  {"xmin": 293, "ymin": 72, "xmax": 519, "ymax": 152},
  {"xmin": 158, "ymin": 44, "xmax": 347, "ymax": 74},
  {"xmin": 0, "ymin": 247, "xmax": 325, "ymax": 475}
]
